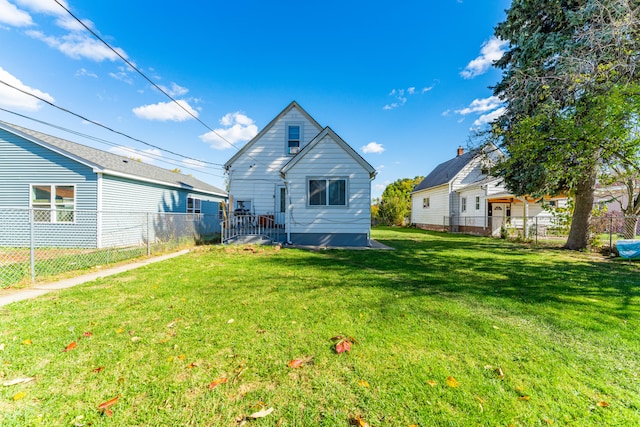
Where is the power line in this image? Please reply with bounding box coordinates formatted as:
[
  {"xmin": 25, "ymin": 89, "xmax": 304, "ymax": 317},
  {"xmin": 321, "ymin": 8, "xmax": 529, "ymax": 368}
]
[
  {"xmin": 0, "ymin": 107, "xmax": 227, "ymax": 179},
  {"xmin": 52, "ymin": 0, "xmax": 244, "ymax": 154},
  {"xmin": 0, "ymin": 80, "xmax": 225, "ymax": 170}
]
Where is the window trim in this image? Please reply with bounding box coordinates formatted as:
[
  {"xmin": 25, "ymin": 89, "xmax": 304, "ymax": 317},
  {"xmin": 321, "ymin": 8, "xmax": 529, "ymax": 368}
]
[
  {"xmin": 307, "ymin": 177, "xmax": 348, "ymax": 207},
  {"xmin": 187, "ymin": 196, "xmax": 202, "ymax": 214},
  {"xmin": 423, "ymin": 197, "xmax": 430, "ymax": 208},
  {"xmin": 475, "ymin": 196, "xmax": 480, "ymax": 211},
  {"xmin": 30, "ymin": 184, "xmax": 76, "ymax": 224},
  {"xmin": 461, "ymin": 196, "xmax": 467, "ymax": 213},
  {"xmin": 285, "ymin": 122, "xmax": 303, "ymax": 155}
]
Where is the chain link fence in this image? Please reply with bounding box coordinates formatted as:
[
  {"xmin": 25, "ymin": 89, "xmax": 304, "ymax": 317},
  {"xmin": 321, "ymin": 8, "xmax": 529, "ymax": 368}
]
[
  {"xmin": 441, "ymin": 214, "xmax": 639, "ymax": 251},
  {"xmin": 0, "ymin": 208, "xmax": 221, "ymax": 288}
]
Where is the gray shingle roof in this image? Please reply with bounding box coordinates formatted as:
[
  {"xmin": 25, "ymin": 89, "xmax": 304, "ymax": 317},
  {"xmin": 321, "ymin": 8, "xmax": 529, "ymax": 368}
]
[
  {"xmin": 0, "ymin": 121, "xmax": 227, "ymax": 197},
  {"xmin": 413, "ymin": 150, "xmax": 476, "ymax": 192}
]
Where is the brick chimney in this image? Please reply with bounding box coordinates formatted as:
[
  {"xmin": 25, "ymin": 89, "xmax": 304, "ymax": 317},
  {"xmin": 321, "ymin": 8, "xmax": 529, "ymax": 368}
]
[{"xmin": 457, "ymin": 146, "xmax": 464, "ymax": 156}]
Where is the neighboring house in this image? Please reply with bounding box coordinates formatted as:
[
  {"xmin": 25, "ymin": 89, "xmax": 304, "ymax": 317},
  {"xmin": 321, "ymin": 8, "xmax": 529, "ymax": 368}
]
[
  {"xmin": 224, "ymin": 101, "xmax": 376, "ymax": 246},
  {"xmin": 0, "ymin": 121, "xmax": 227, "ymax": 248},
  {"xmin": 411, "ymin": 145, "xmax": 566, "ymax": 236}
]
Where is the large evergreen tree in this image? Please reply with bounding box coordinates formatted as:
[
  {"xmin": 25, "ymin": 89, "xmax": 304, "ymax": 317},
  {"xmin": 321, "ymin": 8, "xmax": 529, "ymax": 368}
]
[{"xmin": 491, "ymin": 0, "xmax": 640, "ymax": 249}]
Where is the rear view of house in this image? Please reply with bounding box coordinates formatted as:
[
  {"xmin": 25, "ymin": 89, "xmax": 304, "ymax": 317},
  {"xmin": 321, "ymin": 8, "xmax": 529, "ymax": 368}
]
[
  {"xmin": 411, "ymin": 145, "xmax": 567, "ymax": 236},
  {"xmin": 224, "ymin": 101, "xmax": 376, "ymax": 246}
]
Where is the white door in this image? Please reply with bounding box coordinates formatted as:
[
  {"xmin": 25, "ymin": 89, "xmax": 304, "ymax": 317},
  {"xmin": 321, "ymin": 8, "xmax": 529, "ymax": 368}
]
[
  {"xmin": 275, "ymin": 186, "xmax": 286, "ymax": 225},
  {"xmin": 490, "ymin": 203, "xmax": 507, "ymax": 236}
]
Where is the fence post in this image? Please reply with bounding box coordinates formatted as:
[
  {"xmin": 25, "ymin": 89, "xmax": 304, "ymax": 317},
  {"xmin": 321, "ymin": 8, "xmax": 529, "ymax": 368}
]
[
  {"xmin": 535, "ymin": 217, "xmax": 538, "ymax": 244},
  {"xmin": 609, "ymin": 216, "xmax": 613, "ymax": 253},
  {"xmin": 147, "ymin": 212, "xmax": 151, "ymax": 257},
  {"xmin": 29, "ymin": 208, "xmax": 35, "ymax": 282}
]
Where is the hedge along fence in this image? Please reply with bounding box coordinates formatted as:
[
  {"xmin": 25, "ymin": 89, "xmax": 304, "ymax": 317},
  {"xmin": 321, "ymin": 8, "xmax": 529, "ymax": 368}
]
[{"xmin": 0, "ymin": 208, "xmax": 221, "ymax": 287}]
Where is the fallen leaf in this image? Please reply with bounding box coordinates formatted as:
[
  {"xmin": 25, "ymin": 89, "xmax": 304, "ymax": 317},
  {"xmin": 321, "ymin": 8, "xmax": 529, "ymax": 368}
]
[
  {"xmin": 248, "ymin": 407, "xmax": 274, "ymax": 419},
  {"xmin": 22, "ymin": 339, "xmax": 32, "ymax": 345},
  {"xmin": 596, "ymin": 401, "xmax": 609, "ymax": 407},
  {"xmin": 446, "ymin": 376, "xmax": 460, "ymax": 388},
  {"xmin": 227, "ymin": 319, "xmax": 234, "ymax": 324},
  {"xmin": 357, "ymin": 379, "xmax": 370, "ymax": 388},
  {"xmin": 116, "ymin": 328, "xmax": 124, "ymax": 334},
  {"xmin": 98, "ymin": 395, "xmax": 120, "ymax": 416},
  {"xmin": 92, "ymin": 367, "xmax": 105, "ymax": 373},
  {"xmin": 13, "ymin": 391, "xmax": 26, "ymax": 401},
  {"xmin": 348, "ymin": 415, "xmax": 370, "ymax": 426},
  {"xmin": 495, "ymin": 367, "xmax": 505, "ymax": 379},
  {"xmin": 427, "ymin": 380, "xmax": 437, "ymax": 387},
  {"xmin": 0, "ymin": 343, "xmax": 5, "ymax": 351},
  {"xmin": 63, "ymin": 341, "xmax": 77, "ymax": 352},
  {"xmin": 3, "ymin": 377, "xmax": 35, "ymax": 386},
  {"xmin": 517, "ymin": 395, "xmax": 531, "ymax": 401},
  {"xmin": 208, "ymin": 377, "xmax": 228, "ymax": 389},
  {"xmin": 82, "ymin": 331, "xmax": 92, "ymax": 337},
  {"xmin": 167, "ymin": 321, "xmax": 176, "ymax": 328},
  {"xmin": 330, "ymin": 335, "xmax": 356, "ymax": 353},
  {"xmin": 335, "ymin": 340, "xmax": 351, "ymax": 354},
  {"xmin": 188, "ymin": 362, "xmax": 197, "ymax": 369},
  {"xmin": 288, "ymin": 359, "xmax": 305, "ymax": 368},
  {"xmin": 131, "ymin": 336, "xmax": 141, "ymax": 342}
]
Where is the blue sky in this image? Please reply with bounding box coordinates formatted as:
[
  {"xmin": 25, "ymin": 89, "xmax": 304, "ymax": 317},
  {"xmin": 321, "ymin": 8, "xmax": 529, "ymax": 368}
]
[{"xmin": 0, "ymin": 0, "xmax": 511, "ymax": 198}]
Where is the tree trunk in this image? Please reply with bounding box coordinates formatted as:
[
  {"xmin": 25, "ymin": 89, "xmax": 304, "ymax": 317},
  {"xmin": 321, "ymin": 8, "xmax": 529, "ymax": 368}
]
[
  {"xmin": 623, "ymin": 217, "xmax": 639, "ymax": 240},
  {"xmin": 564, "ymin": 167, "xmax": 597, "ymax": 250}
]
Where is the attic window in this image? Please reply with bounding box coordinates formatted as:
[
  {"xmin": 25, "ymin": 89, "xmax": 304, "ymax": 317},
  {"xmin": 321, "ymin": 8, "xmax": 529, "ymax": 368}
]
[{"xmin": 287, "ymin": 124, "xmax": 301, "ymax": 154}]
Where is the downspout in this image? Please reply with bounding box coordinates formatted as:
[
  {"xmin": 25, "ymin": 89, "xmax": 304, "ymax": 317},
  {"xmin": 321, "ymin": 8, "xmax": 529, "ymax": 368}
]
[{"xmin": 282, "ymin": 175, "xmax": 292, "ymax": 245}]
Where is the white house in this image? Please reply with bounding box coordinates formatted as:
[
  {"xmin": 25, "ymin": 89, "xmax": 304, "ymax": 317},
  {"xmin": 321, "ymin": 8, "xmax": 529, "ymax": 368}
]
[
  {"xmin": 411, "ymin": 146, "xmax": 567, "ymax": 236},
  {"xmin": 223, "ymin": 101, "xmax": 376, "ymax": 246}
]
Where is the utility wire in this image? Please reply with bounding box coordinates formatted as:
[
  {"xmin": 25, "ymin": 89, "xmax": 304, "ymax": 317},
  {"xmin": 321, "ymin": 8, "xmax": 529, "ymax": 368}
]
[
  {"xmin": 0, "ymin": 80, "xmax": 225, "ymax": 169},
  {"xmin": 53, "ymin": 0, "xmax": 244, "ymax": 155},
  {"xmin": 0, "ymin": 107, "xmax": 227, "ymax": 179}
]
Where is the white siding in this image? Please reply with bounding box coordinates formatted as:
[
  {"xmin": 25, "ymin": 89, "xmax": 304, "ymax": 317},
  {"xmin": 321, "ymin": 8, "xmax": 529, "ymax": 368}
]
[
  {"xmin": 411, "ymin": 184, "xmax": 449, "ymax": 226},
  {"xmin": 227, "ymin": 107, "xmax": 322, "ymax": 214},
  {"xmin": 284, "ymin": 134, "xmax": 371, "ymax": 235}
]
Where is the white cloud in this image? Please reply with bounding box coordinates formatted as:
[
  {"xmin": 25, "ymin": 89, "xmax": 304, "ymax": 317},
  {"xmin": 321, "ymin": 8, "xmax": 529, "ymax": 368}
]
[
  {"xmin": 108, "ymin": 146, "xmax": 161, "ymax": 165},
  {"xmin": 182, "ymin": 158, "xmax": 206, "ymax": 169},
  {"xmin": 26, "ymin": 30, "xmax": 125, "ymax": 62},
  {"xmin": 455, "ymin": 96, "xmax": 503, "ymax": 115},
  {"xmin": 0, "ymin": 0, "xmax": 33, "ymax": 26},
  {"xmin": 383, "ymin": 85, "xmax": 434, "ymax": 110},
  {"xmin": 132, "ymin": 99, "xmax": 198, "ymax": 122},
  {"xmin": 109, "ymin": 66, "xmax": 134, "ymax": 84},
  {"xmin": 473, "ymin": 106, "xmax": 506, "ymax": 127},
  {"xmin": 199, "ymin": 111, "xmax": 258, "ymax": 150},
  {"xmin": 75, "ymin": 68, "xmax": 97, "ymax": 78},
  {"xmin": 361, "ymin": 141, "xmax": 385, "ymax": 154},
  {"xmin": 0, "ymin": 66, "xmax": 54, "ymax": 111},
  {"xmin": 159, "ymin": 82, "xmax": 189, "ymax": 97},
  {"xmin": 15, "ymin": 0, "xmax": 68, "ymax": 15},
  {"xmin": 461, "ymin": 37, "xmax": 508, "ymax": 79}
]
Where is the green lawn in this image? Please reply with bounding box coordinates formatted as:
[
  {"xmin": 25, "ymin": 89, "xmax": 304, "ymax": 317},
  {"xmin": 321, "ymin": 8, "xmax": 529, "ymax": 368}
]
[{"xmin": 1, "ymin": 227, "xmax": 638, "ymax": 426}]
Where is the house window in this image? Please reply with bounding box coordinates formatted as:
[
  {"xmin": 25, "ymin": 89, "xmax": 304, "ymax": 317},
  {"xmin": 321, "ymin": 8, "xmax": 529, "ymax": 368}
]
[
  {"xmin": 287, "ymin": 124, "xmax": 301, "ymax": 154},
  {"xmin": 235, "ymin": 200, "xmax": 252, "ymax": 214},
  {"xmin": 309, "ymin": 178, "xmax": 347, "ymax": 206},
  {"xmin": 475, "ymin": 196, "xmax": 480, "ymax": 210},
  {"xmin": 187, "ymin": 197, "xmax": 201, "ymax": 214},
  {"xmin": 423, "ymin": 197, "xmax": 430, "ymax": 208},
  {"xmin": 461, "ymin": 197, "xmax": 467, "ymax": 213},
  {"xmin": 31, "ymin": 184, "xmax": 75, "ymax": 223}
]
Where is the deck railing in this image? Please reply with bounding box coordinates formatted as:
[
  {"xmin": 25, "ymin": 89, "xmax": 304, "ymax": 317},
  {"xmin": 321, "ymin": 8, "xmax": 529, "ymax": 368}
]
[{"xmin": 221, "ymin": 213, "xmax": 285, "ymax": 244}]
